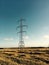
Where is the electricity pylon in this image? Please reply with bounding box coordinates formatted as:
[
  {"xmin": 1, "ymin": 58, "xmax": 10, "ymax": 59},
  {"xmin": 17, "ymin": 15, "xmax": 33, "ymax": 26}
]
[{"xmin": 17, "ymin": 18, "xmax": 27, "ymax": 48}]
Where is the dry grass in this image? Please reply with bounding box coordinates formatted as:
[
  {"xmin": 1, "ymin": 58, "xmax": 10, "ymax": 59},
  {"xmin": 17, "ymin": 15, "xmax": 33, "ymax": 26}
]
[{"xmin": 0, "ymin": 47, "xmax": 49, "ymax": 65}]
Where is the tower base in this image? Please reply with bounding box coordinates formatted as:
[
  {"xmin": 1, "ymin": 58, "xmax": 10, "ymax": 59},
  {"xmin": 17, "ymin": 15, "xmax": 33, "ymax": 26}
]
[{"xmin": 18, "ymin": 41, "xmax": 25, "ymax": 48}]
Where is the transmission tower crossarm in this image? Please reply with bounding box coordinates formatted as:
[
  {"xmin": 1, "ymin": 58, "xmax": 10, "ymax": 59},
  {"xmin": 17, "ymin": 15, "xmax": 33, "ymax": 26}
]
[
  {"xmin": 17, "ymin": 31, "xmax": 26, "ymax": 34},
  {"xmin": 22, "ymin": 25, "xmax": 28, "ymax": 28},
  {"xmin": 16, "ymin": 25, "xmax": 27, "ymax": 30}
]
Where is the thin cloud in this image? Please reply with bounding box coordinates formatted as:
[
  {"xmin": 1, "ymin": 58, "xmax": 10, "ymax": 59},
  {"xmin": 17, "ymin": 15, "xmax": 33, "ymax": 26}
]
[
  {"xmin": 43, "ymin": 35, "xmax": 49, "ymax": 39},
  {"xmin": 4, "ymin": 38, "xmax": 14, "ymax": 41},
  {"xmin": 23, "ymin": 36, "xmax": 29, "ymax": 40}
]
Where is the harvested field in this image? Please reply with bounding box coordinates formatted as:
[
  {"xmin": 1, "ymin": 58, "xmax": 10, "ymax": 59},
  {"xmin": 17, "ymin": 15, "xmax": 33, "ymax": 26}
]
[{"xmin": 0, "ymin": 47, "xmax": 49, "ymax": 65}]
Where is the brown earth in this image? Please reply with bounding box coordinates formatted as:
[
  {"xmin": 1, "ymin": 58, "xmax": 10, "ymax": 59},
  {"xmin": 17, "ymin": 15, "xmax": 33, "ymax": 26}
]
[{"xmin": 0, "ymin": 47, "xmax": 49, "ymax": 65}]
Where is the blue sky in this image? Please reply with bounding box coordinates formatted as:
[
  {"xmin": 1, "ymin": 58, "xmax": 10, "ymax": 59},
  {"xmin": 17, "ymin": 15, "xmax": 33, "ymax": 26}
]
[{"xmin": 0, "ymin": 0, "xmax": 49, "ymax": 47}]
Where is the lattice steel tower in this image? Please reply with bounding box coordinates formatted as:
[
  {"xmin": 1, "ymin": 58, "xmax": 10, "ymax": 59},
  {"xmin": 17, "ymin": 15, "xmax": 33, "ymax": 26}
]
[{"xmin": 17, "ymin": 18, "xmax": 27, "ymax": 48}]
